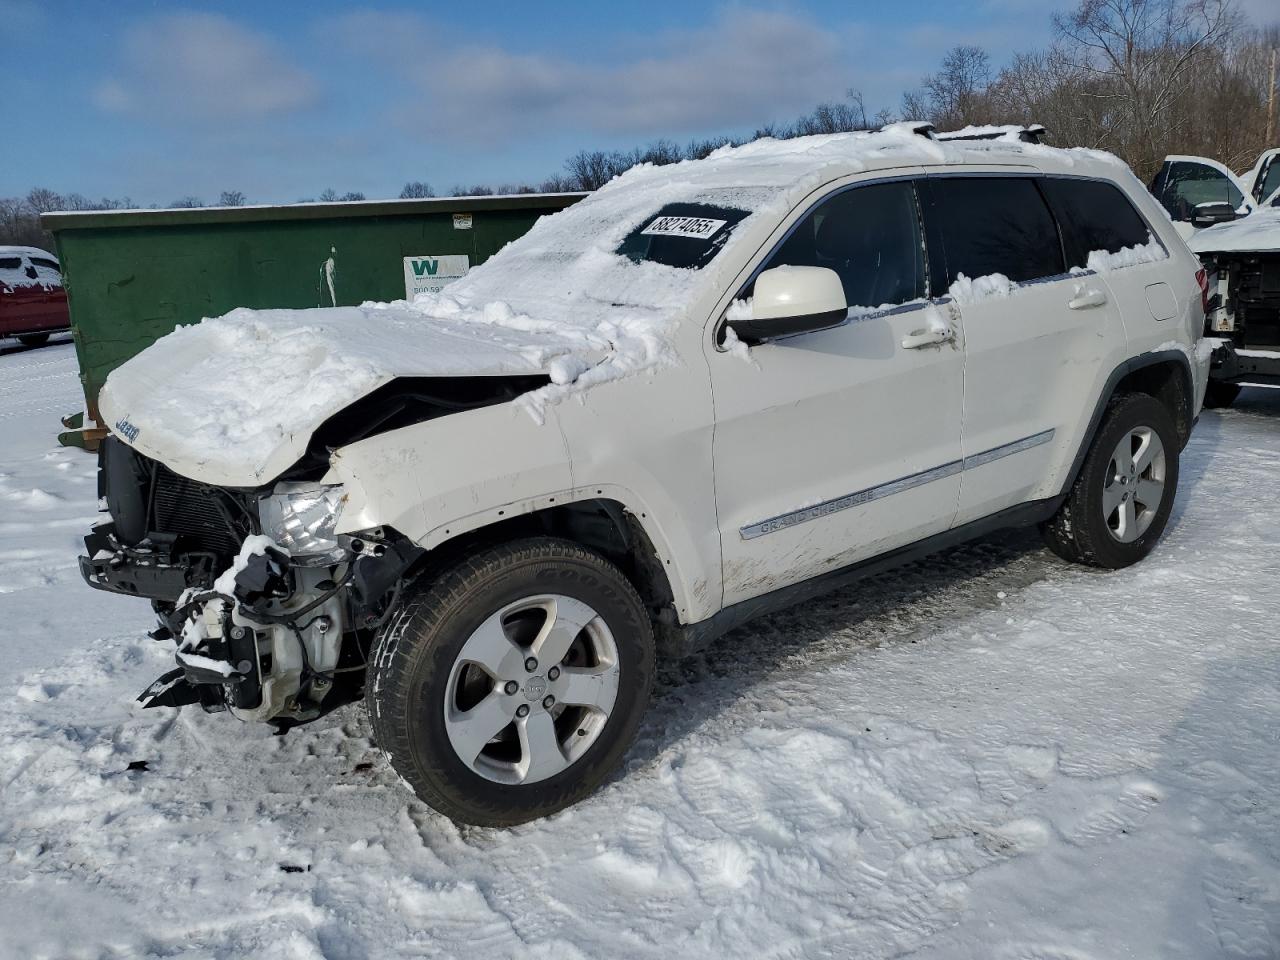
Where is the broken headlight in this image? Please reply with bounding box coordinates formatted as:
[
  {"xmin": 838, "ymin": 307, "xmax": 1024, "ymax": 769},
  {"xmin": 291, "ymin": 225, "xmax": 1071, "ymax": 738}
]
[{"xmin": 258, "ymin": 482, "xmax": 347, "ymax": 565}]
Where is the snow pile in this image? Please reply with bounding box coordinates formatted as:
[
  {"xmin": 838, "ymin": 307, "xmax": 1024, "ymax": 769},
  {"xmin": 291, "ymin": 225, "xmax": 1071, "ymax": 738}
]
[
  {"xmin": 6, "ymin": 344, "xmax": 1280, "ymax": 957},
  {"xmin": 1189, "ymin": 207, "xmax": 1280, "ymax": 255},
  {"xmin": 1079, "ymin": 234, "xmax": 1169, "ymax": 273},
  {"xmin": 948, "ymin": 271, "xmax": 1015, "ymax": 304}
]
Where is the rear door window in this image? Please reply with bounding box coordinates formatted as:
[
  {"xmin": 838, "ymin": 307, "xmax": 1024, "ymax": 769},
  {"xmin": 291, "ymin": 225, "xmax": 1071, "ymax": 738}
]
[
  {"xmin": 1041, "ymin": 178, "xmax": 1153, "ymax": 268},
  {"xmin": 754, "ymin": 180, "xmax": 927, "ymax": 309},
  {"xmin": 1152, "ymin": 160, "xmax": 1245, "ymax": 220},
  {"xmin": 924, "ymin": 177, "xmax": 1065, "ymax": 287},
  {"xmin": 29, "ymin": 257, "xmax": 60, "ymax": 272}
]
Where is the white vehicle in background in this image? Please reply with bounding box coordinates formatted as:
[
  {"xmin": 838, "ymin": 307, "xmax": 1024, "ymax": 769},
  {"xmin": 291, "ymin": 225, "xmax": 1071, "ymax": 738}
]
[
  {"xmin": 81, "ymin": 126, "xmax": 1209, "ymax": 826},
  {"xmin": 1148, "ymin": 150, "xmax": 1280, "ymax": 406},
  {"xmin": 1188, "ymin": 208, "xmax": 1280, "ymax": 406},
  {"xmin": 1148, "ymin": 150, "xmax": 1280, "ymax": 237}
]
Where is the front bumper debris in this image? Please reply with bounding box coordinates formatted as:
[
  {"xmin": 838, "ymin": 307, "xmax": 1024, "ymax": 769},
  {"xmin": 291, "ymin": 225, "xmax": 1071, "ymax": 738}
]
[{"xmin": 80, "ymin": 521, "xmax": 218, "ymax": 601}]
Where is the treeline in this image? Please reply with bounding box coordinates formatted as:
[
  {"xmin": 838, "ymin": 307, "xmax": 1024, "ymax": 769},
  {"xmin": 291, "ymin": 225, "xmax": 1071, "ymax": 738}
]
[{"xmin": 4, "ymin": 0, "xmax": 1276, "ymax": 251}]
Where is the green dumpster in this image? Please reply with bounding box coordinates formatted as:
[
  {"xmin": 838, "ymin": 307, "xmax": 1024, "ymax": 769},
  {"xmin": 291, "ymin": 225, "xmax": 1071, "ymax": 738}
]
[{"xmin": 42, "ymin": 192, "xmax": 586, "ymax": 447}]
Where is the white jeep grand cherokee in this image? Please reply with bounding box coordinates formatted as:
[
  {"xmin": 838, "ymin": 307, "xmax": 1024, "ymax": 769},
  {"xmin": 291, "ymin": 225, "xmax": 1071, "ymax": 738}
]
[{"xmin": 82, "ymin": 126, "xmax": 1210, "ymax": 825}]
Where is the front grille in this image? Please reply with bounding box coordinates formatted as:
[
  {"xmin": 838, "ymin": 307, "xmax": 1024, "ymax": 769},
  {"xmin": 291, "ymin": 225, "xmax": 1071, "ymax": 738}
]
[
  {"xmin": 149, "ymin": 465, "xmax": 250, "ymax": 557},
  {"xmin": 100, "ymin": 437, "xmax": 256, "ymax": 560}
]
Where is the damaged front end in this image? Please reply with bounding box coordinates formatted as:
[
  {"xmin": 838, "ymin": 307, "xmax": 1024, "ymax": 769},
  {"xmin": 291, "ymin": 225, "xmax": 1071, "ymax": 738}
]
[{"xmin": 82, "ymin": 437, "xmax": 420, "ymax": 730}]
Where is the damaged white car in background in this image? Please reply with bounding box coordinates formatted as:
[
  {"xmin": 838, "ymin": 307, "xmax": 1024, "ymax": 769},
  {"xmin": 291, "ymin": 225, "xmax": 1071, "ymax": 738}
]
[{"xmin": 1148, "ymin": 150, "xmax": 1280, "ymax": 407}]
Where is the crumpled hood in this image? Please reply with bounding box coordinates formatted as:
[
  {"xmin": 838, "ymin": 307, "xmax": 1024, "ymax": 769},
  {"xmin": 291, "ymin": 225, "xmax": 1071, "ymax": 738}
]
[
  {"xmin": 1189, "ymin": 208, "xmax": 1280, "ymax": 255},
  {"xmin": 99, "ymin": 304, "xmax": 608, "ymax": 487}
]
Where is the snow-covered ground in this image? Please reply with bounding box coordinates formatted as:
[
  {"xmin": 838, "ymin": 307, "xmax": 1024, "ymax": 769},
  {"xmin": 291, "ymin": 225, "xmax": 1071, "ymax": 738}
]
[{"xmin": 1, "ymin": 340, "xmax": 1278, "ymax": 960}]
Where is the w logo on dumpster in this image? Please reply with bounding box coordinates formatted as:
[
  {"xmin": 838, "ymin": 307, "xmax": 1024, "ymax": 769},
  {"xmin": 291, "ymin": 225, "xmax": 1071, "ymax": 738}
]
[{"xmin": 403, "ymin": 254, "xmax": 469, "ymax": 298}]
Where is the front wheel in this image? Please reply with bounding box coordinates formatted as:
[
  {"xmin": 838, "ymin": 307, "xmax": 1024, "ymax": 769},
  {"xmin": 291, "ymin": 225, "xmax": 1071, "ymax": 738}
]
[
  {"xmin": 365, "ymin": 538, "xmax": 655, "ymax": 826},
  {"xmin": 1041, "ymin": 392, "xmax": 1179, "ymax": 569}
]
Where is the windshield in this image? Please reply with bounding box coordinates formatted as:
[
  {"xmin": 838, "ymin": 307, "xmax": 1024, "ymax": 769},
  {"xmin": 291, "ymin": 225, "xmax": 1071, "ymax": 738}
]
[
  {"xmin": 442, "ymin": 184, "xmax": 778, "ymax": 317},
  {"xmin": 616, "ymin": 203, "xmax": 751, "ymax": 270}
]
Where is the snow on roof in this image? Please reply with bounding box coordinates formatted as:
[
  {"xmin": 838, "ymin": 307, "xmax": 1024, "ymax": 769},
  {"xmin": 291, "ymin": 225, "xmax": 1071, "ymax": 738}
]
[
  {"xmin": 0, "ymin": 246, "xmax": 62, "ymax": 291},
  {"xmin": 935, "ymin": 124, "xmax": 1047, "ymax": 143},
  {"xmin": 0, "ymin": 246, "xmax": 58, "ymax": 261}
]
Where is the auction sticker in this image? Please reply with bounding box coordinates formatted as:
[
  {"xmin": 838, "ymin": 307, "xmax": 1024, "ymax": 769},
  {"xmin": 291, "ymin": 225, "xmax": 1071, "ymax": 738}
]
[
  {"xmin": 403, "ymin": 254, "xmax": 469, "ymax": 298},
  {"xmin": 640, "ymin": 216, "xmax": 728, "ymax": 239}
]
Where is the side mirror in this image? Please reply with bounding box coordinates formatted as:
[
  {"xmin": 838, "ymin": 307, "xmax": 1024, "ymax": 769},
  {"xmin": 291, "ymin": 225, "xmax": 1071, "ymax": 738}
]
[
  {"xmin": 726, "ymin": 266, "xmax": 848, "ymax": 345},
  {"xmin": 1191, "ymin": 201, "xmax": 1239, "ymax": 228}
]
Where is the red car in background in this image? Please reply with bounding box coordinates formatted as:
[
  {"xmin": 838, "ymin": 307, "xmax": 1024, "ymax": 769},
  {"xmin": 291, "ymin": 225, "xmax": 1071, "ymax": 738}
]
[{"xmin": 0, "ymin": 245, "xmax": 70, "ymax": 347}]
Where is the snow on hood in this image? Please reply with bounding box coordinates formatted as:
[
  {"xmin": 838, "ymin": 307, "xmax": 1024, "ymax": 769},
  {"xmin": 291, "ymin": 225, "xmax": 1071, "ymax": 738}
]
[
  {"xmin": 97, "ymin": 305, "xmax": 611, "ymax": 487},
  {"xmin": 1189, "ymin": 208, "xmax": 1280, "ymax": 255},
  {"xmin": 102, "ymin": 127, "xmax": 1126, "ymax": 488}
]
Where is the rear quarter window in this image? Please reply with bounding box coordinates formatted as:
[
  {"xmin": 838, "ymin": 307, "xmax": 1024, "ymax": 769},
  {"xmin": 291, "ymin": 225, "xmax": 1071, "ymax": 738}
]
[
  {"xmin": 925, "ymin": 177, "xmax": 1065, "ymax": 287},
  {"xmin": 1041, "ymin": 178, "xmax": 1152, "ymax": 269}
]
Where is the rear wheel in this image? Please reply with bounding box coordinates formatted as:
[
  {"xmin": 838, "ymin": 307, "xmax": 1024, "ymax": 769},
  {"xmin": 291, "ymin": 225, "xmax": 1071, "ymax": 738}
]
[
  {"xmin": 1203, "ymin": 381, "xmax": 1241, "ymax": 409},
  {"xmin": 1041, "ymin": 393, "xmax": 1179, "ymax": 569},
  {"xmin": 17, "ymin": 333, "xmax": 50, "ymax": 347},
  {"xmin": 365, "ymin": 538, "xmax": 654, "ymax": 826}
]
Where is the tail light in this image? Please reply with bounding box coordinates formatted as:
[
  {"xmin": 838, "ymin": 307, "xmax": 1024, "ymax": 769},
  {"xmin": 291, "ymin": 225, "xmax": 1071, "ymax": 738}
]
[{"xmin": 1195, "ymin": 267, "xmax": 1209, "ymax": 316}]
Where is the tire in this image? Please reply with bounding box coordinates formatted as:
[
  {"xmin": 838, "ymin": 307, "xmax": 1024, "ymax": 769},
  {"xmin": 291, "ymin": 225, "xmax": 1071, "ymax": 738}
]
[
  {"xmin": 1041, "ymin": 392, "xmax": 1179, "ymax": 569},
  {"xmin": 1203, "ymin": 381, "xmax": 1241, "ymax": 409},
  {"xmin": 17, "ymin": 333, "xmax": 50, "ymax": 347},
  {"xmin": 365, "ymin": 537, "xmax": 655, "ymax": 826}
]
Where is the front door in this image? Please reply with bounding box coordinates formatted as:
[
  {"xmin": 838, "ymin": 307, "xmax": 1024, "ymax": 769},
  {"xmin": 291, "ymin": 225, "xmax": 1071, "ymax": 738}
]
[{"xmin": 710, "ymin": 177, "xmax": 965, "ymax": 607}]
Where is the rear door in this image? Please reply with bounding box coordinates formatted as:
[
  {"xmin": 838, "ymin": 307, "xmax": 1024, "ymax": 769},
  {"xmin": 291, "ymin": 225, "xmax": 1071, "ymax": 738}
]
[
  {"xmin": 1042, "ymin": 175, "xmax": 1192, "ymax": 356},
  {"xmin": 920, "ymin": 173, "xmax": 1126, "ymax": 526}
]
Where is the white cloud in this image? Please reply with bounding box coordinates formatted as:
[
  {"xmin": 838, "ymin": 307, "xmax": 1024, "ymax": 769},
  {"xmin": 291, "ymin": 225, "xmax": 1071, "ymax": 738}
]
[
  {"xmin": 93, "ymin": 12, "xmax": 317, "ymax": 122},
  {"xmin": 324, "ymin": 8, "xmax": 851, "ymax": 142}
]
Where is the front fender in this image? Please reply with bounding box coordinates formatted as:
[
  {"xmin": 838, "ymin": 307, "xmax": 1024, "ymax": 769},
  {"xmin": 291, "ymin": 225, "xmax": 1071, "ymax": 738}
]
[{"xmin": 327, "ymin": 401, "xmax": 573, "ymax": 543}]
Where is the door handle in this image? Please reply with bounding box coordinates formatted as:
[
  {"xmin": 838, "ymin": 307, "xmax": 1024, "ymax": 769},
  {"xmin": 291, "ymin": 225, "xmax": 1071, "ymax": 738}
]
[
  {"xmin": 1068, "ymin": 288, "xmax": 1107, "ymax": 310},
  {"xmin": 901, "ymin": 326, "xmax": 955, "ymax": 349}
]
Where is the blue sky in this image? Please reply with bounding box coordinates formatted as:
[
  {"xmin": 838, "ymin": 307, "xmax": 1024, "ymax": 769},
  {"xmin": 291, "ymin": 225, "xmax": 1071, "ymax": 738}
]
[{"xmin": 0, "ymin": 0, "xmax": 1253, "ymax": 205}]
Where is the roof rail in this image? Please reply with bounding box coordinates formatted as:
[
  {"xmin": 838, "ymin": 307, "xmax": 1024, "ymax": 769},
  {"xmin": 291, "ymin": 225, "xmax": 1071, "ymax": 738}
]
[
  {"xmin": 879, "ymin": 120, "xmax": 937, "ymax": 140},
  {"xmin": 935, "ymin": 124, "xmax": 1048, "ymax": 145}
]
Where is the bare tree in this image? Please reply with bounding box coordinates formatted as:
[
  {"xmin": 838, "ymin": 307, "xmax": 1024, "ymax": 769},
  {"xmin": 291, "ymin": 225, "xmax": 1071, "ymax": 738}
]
[
  {"xmin": 903, "ymin": 46, "xmax": 994, "ymax": 129},
  {"xmin": 449, "ymin": 184, "xmax": 496, "ymax": 196},
  {"xmin": 398, "ymin": 181, "xmax": 435, "ymax": 199},
  {"xmin": 218, "ymin": 190, "xmax": 247, "ymax": 206},
  {"xmin": 25, "ymin": 188, "xmax": 64, "ymax": 214},
  {"xmin": 1053, "ymin": 0, "xmax": 1241, "ymax": 176},
  {"xmin": 170, "ymin": 196, "xmax": 205, "ymax": 208}
]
